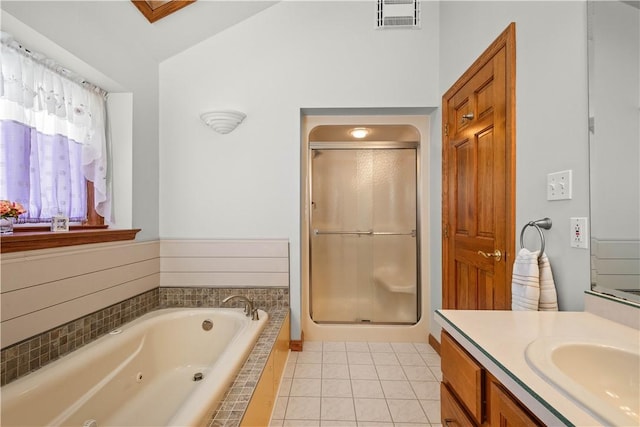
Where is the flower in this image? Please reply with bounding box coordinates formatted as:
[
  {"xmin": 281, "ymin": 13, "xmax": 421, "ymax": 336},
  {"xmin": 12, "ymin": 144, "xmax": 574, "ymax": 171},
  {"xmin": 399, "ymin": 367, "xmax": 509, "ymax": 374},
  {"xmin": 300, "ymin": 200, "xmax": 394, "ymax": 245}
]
[{"xmin": 0, "ymin": 200, "xmax": 26, "ymax": 219}]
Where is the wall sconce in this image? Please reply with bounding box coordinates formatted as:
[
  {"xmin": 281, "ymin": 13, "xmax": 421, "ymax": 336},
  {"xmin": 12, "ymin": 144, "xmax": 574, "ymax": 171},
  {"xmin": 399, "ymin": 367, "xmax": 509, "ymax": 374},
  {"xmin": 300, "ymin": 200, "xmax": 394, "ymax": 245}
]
[{"xmin": 200, "ymin": 110, "xmax": 246, "ymax": 134}]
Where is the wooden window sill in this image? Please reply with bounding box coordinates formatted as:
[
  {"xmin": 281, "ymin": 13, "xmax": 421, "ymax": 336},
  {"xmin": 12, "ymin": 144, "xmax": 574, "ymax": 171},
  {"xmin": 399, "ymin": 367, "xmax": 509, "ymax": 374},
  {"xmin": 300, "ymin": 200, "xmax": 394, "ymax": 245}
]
[{"xmin": 0, "ymin": 227, "xmax": 141, "ymax": 253}]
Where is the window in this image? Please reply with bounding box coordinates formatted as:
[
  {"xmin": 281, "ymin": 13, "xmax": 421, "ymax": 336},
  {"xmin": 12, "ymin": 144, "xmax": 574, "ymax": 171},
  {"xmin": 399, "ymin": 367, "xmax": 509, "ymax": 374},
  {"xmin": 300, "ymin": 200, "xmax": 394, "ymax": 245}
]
[
  {"xmin": 0, "ymin": 32, "xmax": 111, "ymax": 226},
  {"xmin": 0, "ymin": 33, "xmax": 139, "ymax": 252}
]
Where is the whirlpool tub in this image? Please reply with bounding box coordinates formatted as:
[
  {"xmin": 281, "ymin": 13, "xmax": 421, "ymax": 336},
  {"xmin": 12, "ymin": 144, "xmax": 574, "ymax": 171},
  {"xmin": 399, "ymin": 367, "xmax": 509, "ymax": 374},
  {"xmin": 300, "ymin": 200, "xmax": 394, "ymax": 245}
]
[{"xmin": 1, "ymin": 307, "xmax": 268, "ymax": 427}]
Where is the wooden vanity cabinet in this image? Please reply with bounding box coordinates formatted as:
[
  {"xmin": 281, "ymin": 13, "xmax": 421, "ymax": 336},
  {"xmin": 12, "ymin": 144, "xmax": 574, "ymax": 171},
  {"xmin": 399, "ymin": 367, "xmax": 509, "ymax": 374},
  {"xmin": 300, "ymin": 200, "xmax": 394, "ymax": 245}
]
[{"xmin": 441, "ymin": 331, "xmax": 543, "ymax": 427}]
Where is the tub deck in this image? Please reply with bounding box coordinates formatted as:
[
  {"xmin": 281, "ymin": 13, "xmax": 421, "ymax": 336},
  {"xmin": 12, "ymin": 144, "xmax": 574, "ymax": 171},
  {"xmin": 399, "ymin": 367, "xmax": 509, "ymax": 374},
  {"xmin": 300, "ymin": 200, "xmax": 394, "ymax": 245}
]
[{"xmin": 210, "ymin": 307, "xmax": 289, "ymax": 427}]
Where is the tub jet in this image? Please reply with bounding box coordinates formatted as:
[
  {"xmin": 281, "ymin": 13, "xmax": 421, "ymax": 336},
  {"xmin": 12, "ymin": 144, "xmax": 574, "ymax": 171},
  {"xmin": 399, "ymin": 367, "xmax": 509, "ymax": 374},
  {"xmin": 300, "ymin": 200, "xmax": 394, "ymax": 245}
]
[
  {"xmin": 202, "ymin": 319, "xmax": 213, "ymax": 331},
  {"xmin": 193, "ymin": 372, "xmax": 204, "ymax": 381}
]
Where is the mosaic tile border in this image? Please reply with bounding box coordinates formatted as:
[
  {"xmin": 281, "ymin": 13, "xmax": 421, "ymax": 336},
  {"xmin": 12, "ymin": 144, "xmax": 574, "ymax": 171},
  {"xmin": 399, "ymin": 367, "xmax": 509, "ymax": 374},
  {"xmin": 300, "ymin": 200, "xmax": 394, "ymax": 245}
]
[
  {"xmin": 1, "ymin": 287, "xmax": 289, "ymax": 386},
  {"xmin": 207, "ymin": 308, "xmax": 288, "ymax": 427},
  {"xmin": 160, "ymin": 287, "xmax": 289, "ymax": 311}
]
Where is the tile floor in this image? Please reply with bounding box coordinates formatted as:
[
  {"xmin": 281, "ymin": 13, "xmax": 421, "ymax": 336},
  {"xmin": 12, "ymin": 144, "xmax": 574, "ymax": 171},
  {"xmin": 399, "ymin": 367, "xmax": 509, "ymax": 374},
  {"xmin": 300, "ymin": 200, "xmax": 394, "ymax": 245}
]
[{"xmin": 269, "ymin": 341, "xmax": 442, "ymax": 427}]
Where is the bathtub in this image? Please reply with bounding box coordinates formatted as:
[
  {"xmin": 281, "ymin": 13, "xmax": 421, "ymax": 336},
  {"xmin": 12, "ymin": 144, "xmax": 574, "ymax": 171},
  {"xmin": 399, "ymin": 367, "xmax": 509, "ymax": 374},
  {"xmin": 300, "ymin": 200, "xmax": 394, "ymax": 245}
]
[{"xmin": 1, "ymin": 307, "xmax": 268, "ymax": 427}]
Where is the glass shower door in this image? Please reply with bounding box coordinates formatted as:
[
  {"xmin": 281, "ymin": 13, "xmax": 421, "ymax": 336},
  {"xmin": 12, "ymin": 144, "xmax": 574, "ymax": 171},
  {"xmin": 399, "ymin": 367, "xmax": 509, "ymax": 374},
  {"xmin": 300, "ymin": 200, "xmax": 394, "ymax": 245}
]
[{"xmin": 310, "ymin": 148, "xmax": 417, "ymax": 324}]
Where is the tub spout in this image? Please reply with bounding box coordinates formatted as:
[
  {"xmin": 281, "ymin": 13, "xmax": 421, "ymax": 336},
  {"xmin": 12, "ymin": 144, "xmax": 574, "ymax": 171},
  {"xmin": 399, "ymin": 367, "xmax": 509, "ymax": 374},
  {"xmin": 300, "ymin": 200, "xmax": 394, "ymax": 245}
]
[{"xmin": 222, "ymin": 295, "xmax": 259, "ymax": 320}]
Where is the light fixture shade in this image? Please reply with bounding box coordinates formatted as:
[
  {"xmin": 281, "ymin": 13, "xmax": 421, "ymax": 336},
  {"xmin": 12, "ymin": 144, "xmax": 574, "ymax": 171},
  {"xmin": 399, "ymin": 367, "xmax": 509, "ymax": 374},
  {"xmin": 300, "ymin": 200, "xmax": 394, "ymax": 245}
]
[{"xmin": 200, "ymin": 110, "xmax": 246, "ymax": 134}]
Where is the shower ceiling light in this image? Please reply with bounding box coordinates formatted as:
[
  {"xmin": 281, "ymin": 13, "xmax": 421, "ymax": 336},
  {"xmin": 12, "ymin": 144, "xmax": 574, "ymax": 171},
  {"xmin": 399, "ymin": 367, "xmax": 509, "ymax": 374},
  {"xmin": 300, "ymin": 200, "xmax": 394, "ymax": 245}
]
[{"xmin": 350, "ymin": 127, "xmax": 370, "ymax": 139}]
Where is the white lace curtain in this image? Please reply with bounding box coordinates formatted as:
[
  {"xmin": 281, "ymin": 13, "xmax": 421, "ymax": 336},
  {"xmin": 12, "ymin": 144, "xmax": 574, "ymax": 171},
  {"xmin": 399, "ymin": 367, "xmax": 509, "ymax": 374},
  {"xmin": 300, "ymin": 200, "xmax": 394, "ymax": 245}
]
[{"xmin": 0, "ymin": 31, "xmax": 111, "ymax": 221}]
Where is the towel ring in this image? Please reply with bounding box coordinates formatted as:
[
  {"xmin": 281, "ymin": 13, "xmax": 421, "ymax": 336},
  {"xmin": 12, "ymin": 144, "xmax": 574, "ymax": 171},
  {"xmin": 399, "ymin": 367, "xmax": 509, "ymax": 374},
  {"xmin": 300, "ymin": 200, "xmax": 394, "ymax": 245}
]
[{"xmin": 520, "ymin": 218, "xmax": 552, "ymax": 257}]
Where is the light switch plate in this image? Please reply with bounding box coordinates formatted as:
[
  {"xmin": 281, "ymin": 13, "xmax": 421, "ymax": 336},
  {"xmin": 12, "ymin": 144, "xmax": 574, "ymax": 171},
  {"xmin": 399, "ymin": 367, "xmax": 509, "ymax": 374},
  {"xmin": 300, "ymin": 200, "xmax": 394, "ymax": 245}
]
[
  {"xmin": 547, "ymin": 170, "xmax": 572, "ymax": 200},
  {"xmin": 571, "ymin": 217, "xmax": 589, "ymax": 248}
]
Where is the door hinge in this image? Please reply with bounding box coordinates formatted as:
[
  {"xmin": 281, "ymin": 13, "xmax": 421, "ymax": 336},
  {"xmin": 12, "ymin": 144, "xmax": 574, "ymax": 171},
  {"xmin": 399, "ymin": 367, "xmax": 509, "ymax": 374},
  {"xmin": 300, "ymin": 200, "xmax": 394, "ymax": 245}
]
[
  {"xmin": 444, "ymin": 123, "xmax": 449, "ymax": 137},
  {"xmin": 443, "ymin": 223, "xmax": 449, "ymax": 239}
]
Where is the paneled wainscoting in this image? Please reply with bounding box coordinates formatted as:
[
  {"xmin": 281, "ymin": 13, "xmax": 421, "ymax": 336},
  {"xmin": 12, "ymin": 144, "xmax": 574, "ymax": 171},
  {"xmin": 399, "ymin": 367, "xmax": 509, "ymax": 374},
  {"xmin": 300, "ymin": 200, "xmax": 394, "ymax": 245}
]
[
  {"xmin": 1, "ymin": 238, "xmax": 291, "ymax": 386},
  {"xmin": 1, "ymin": 240, "xmax": 160, "ymax": 349},
  {"xmin": 160, "ymin": 239, "xmax": 289, "ymax": 288}
]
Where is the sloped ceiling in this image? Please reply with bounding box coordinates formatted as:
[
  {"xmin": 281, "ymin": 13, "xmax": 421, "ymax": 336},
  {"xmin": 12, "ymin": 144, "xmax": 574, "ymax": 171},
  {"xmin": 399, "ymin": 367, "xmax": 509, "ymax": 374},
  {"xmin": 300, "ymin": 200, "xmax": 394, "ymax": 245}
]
[{"xmin": 1, "ymin": 1, "xmax": 278, "ymax": 63}]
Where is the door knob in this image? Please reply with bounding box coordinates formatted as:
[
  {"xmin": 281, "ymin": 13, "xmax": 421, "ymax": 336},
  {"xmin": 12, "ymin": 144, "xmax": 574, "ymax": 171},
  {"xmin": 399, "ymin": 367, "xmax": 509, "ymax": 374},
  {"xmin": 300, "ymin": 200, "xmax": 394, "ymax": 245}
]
[{"xmin": 477, "ymin": 249, "xmax": 502, "ymax": 262}]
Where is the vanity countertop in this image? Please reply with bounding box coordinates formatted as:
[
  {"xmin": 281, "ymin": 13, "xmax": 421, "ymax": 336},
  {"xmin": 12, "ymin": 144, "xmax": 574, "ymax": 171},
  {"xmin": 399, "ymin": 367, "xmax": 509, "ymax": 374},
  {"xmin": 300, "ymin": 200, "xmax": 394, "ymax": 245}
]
[{"xmin": 435, "ymin": 310, "xmax": 640, "ymax": 426}]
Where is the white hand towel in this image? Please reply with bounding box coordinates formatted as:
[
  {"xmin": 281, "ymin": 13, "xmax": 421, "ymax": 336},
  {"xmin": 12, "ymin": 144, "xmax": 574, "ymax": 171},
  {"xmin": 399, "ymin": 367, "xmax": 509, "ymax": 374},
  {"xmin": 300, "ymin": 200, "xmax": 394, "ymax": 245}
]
[
  {"xmin": 511, "ymin": 248, "xmax": 541, "ymax": 311},
  {"xmin": 538, "ymin": 252, "xmax": 558, "ymax": 311}
]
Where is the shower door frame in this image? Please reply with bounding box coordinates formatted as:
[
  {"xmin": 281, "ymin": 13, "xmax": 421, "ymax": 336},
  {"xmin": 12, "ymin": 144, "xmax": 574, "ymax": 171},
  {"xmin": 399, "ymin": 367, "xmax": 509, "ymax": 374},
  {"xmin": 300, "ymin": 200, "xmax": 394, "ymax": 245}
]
[{"xmin": 307, "ymin": 140, "xmax": 421, "ymax": 325}]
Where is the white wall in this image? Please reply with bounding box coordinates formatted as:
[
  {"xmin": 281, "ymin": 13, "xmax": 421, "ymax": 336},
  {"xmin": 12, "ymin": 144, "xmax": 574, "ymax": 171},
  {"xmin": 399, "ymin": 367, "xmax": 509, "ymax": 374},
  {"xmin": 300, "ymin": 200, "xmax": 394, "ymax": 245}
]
[
  {"xmin": 435, "ymin": 1, "xmax": 591, "ymax": 336},
  {"xmin": 160, "ymin": 1, "xmax": 441, "ymax": 340}
]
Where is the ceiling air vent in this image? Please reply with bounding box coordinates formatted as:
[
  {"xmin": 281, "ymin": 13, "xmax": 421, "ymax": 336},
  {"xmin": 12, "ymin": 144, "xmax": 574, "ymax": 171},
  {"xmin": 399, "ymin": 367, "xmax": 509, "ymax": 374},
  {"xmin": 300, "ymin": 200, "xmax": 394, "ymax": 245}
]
[{"xmin": 376, "ymin": 0, "xmax": 420, "ymax": 29}]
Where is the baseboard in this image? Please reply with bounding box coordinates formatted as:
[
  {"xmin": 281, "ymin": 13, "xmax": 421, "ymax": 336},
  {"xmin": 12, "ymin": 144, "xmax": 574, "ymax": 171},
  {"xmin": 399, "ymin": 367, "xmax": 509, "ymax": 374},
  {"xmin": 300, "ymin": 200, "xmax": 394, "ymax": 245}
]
[
  {"xmin": 428, "ymin": 333, "xmax": 440, "ymax": 355},
  {"xmin": 290, "ymin": 330, "xmax": 304, "ymax": 351}
]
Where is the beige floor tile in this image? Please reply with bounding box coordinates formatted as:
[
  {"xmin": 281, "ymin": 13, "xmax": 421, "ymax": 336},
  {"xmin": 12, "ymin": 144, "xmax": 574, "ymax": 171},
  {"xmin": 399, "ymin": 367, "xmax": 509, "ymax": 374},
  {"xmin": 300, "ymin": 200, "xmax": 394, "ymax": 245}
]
[
  {"xmin": 272, "ymin": 396, "xmax": 288, "ymax": 419},
  {"xmin": 375, "ymin": 364, "xmax": 407, "ymax": 380},
  {"xmin": 420, "ymin": 399, "xmax": 441, "ymax": 424},
  {"xmin": 397, "ymin": 353, "xmax": 426, "ymax": 366},
  {"xmin": 279, "ymin": 341, "xmax": 440, "ymax": 427},
  {"xmin": 295, "ymin": 363, "xmax": 323, "ymax": 379},
  {"xmin": 298, "ymin": 351, "xmax": 323, "ymax": 364},
  {"xmin": 285, "ymin": 396, "xmax": 321, "ymax": 420},
  {"xmin": 351, "ymin": 379, "xmax": 384, "ymax": 398},
  {"xmin": 368, "ymin": 342, "xmax": 394, "ymax": 353},
  {"xmin": 422, "ymin": 352, "xmax": 442, "ymax": 367},
  {"xmin": 304, "ymin": 341, "xmax": 324, "ymax": 352},
  {"xmin": 323, "ymin": 341, "xmax": 347, "ymax": 352},
  {"xmin": 323, "ymin": 351, "xmax": 348, "ymax": 365},
  {"xmin": 290, "ymin": 378, "xmax": 322, "ymax": 397},
  {"xmin": 353, "ymin": 398, "xmax": 392, "ymax": 422},
  {"xmin": 356, "ymin": 422, "xmax": 394, "ymax": 427},
  {"xmin": 387, "ymin": 399, "xmax": 428, "ymax": 423},
  {"xmin": 349, "ymin": 364, "xmax": 378, "ymax": 380},
  {"xmin": 321, "ymin": 421, "xmax": 357, "ymax": 427},
  {"xmin": 372, "ymin": 352, "xmax": 400, "ymax": 366},
  {"xmin": 283, "ymin": 420, "xmax": 320, "ymax": 426},
  {"xmin": 347, "ymin": 351, "xmax": 374, "ymax": 365},
  {"xmin": 322, "ymin": 378, "xmax": 353, "ymax": 397},
  {"xmin": 402, "ymin": 365, "xmax": 436, "ymax": 381},
  {"xmin": 278, "ymin": 378, "xmax": 292, "ymax": 396},
  {"xmin": 346, "ymin": 342, "xmax": 369, "ymax": 352},
  {"xmin": 380, "ymin": 380, "xmax": 416, "ymax": 399},
  {"xmin": 410, "ymin": 380, "xmax": 440, "ymax": 400},
  {"xmin": 321, "ymin": 397, "xmax": 356, "ymax": 421},
  {"xmin": 323, "ymin": 363, "xmax": 350, "ymax": 379},
  {"xmin": 391, "ymin": 342, "xmax": 419, "ymax": 354}
]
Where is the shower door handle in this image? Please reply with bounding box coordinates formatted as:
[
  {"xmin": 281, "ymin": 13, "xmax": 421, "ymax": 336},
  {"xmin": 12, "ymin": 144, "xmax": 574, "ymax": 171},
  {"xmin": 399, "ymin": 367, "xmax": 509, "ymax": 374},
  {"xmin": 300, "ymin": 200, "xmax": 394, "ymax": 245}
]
[{"xmin": 313, "ymin": 229, "xmax": 373, "ymax": 236}]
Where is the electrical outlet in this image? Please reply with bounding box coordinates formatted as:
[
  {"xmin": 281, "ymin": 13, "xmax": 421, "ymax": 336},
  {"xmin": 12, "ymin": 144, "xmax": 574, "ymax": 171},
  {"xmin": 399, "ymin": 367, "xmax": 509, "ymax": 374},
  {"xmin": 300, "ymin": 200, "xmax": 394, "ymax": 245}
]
[
  {"xmin": 547, "ymin": 170, "xmax": 573, "ymax": 200},
  {"xmin": 571, "ymin": 217, "xmax": 589, "ymax": 249}
]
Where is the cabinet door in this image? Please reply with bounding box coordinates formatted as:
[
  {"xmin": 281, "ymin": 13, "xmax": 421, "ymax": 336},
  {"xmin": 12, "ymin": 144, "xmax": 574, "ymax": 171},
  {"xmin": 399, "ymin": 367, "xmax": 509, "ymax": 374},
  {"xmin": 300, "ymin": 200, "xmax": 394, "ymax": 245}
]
[
  {"xmin": 441, "ymin": 382, "xmax": 477, "ymax": 427},
  {"xmin": 489, "ymin": 380, "xmax": 542, "ymax": 427},
  {"xmin": 441, "ymin": 331, "xmax": 484, "ymax": 424}
]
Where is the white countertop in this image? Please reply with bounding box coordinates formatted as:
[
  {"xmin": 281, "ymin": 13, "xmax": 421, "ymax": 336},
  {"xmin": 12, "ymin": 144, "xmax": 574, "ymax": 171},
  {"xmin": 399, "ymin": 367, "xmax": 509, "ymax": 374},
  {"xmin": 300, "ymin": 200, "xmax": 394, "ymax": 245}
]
[{"xmin": 435, "ymin": 310, "xmax": 640, "ymax": 427}]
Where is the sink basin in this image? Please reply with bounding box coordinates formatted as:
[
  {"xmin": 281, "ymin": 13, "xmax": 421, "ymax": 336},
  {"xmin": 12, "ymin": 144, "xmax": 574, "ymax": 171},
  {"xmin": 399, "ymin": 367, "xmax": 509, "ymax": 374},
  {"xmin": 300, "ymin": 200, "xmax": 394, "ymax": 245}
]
[{"xmin": 526, "ymin": 337, "xmax": 640, "ymax": 426}]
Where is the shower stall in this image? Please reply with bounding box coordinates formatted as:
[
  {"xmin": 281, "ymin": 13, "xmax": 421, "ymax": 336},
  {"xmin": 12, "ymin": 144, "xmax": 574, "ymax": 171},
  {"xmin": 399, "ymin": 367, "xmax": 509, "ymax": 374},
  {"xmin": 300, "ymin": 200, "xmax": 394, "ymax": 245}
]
[{"xmin": 309, "ymin": 125, "xmax": 419, "ymax": 325}]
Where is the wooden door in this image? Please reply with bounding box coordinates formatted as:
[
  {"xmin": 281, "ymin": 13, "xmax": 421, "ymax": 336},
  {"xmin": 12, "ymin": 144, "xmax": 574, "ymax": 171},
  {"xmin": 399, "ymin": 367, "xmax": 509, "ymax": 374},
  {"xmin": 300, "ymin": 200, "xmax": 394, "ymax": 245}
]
[{"xmin": 442, "ymin": 24, "xmax": 516, "ymax": 310}]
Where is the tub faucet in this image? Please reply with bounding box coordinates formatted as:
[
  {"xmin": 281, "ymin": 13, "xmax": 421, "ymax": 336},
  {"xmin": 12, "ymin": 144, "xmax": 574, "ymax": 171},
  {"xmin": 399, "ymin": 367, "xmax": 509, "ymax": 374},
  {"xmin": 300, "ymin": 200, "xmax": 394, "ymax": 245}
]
[{"xmin": 222, "ymin": 295, "xmax": 259, "ymax": 320}]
